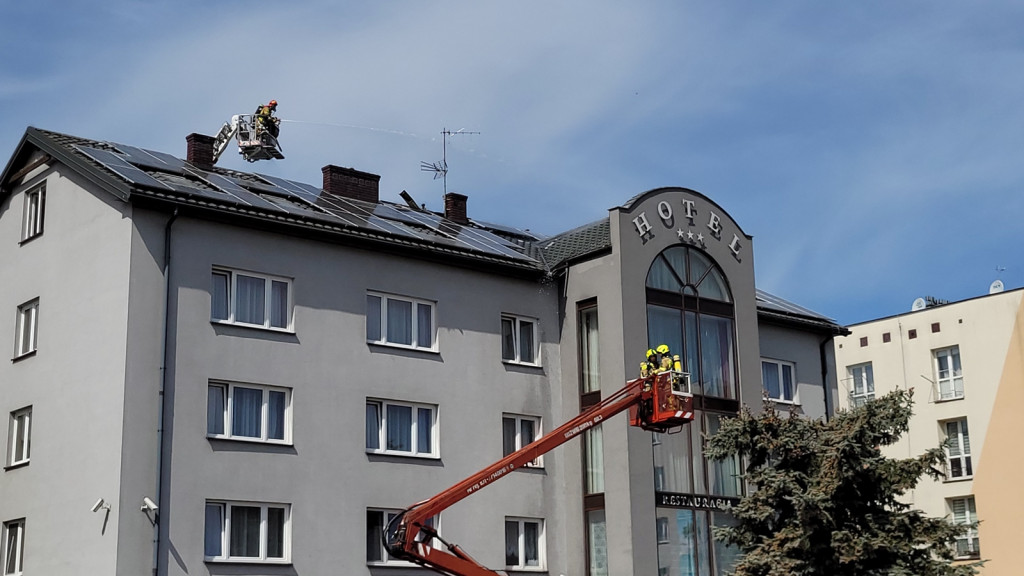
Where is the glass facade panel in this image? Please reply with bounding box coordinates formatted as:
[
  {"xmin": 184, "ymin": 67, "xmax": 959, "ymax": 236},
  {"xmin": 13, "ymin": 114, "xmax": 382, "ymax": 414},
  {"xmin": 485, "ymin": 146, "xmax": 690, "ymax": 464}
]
[
  {"xmin": 699, "ymin": 316, "xmax": 735, "ymax": 399},
  {"xmin": 647, "ymin": 257, "xmax": 683, "ymax": 291},
  {"xmin": 579, "ymin": 306, "xmax": 600, "ymax": 393},
  {"xmin": 587, "ymin": 509, "xmax": 608, "ymax": 576}
]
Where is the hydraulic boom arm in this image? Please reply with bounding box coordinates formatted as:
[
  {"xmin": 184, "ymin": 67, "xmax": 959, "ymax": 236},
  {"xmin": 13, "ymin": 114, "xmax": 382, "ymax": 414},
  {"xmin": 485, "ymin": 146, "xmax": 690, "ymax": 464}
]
[{"xmin": 385, "ymin": 371, "xmax": 693, "ymax": 576}]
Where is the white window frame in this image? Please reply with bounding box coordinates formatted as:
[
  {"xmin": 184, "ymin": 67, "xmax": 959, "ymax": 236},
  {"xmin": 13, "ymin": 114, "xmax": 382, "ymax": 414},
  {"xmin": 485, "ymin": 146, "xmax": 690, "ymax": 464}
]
[
  {"xmin": 847, "ymin": 363, "xmax": 874, "ymax": 407},
  {"xmin": 505, "ymin": 517, "xmax": 545, "ymax": 571},
  {"xmin": 502, "ymin": 414, "xmax": 542, "ymax": 467},
  {"xmin": 366, "ymin": 292, "xmax": 436, "ymax": 351},
  {"xmin": 2, "ymin": 519, "xmax": 24, "ymax": 576},
  {"xmin": 207, "ymin": 382, "xmax": 292, "ymax": 445},
  {"xmin": 14, "ymin": 300, "xmax": 38, "ymax": 359},
  {"xmin": 949, "ymin": 496, "xmax": 980, "ymax": 559},
  {"xmin": 501, "ymin": 314, "xmax": 540, "ymax": 366},
  {"xmin": 211, "ymin": 268, "xmax": 293, "ymax": 331},
  {"xmin": 761, "ymin": 358, "xmax": 797, "ymax": 403},
  {"xmin": 944, "ymin": 418, "xmax": 972, "ymax": 480},
  {"xmin": 7, "ymin": 408, "xmax": 31, "ymax": 467},
  {"xmin": 366, "ymin": 399, "xmax": 438, "ymax": 458},
  {"xmin": 366, "ymin": 508, "xmax": 439, "ymax": 566},
  {"xmin": 204, "ymin": 501, "xmax": 290, "ymax": 563},
  {"xmin": 934, "ymin": 346, "xmax": 964, "ymax": 401},
  {"xmin": 21, "ymin": 184, "xmax": 44, "ymax": 242}
]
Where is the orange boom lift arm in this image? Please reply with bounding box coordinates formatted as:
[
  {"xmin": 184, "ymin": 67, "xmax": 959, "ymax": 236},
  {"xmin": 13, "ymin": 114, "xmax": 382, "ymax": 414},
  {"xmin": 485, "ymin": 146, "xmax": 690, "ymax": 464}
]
[{"xmin": 385, "ymin": 371, "xmax": 694, "ymax": 576}]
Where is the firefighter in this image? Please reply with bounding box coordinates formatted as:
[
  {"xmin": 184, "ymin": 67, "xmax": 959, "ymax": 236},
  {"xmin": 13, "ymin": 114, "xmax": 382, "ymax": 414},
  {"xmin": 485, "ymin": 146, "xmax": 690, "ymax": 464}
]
[
  {"xmin": 640, "ymin": 349, "xmax": 658, "ymax": 378},
  {"xmin": 656, "ymin": 344, "xmax": 682, "ymax": 372},
  {"xmin": 255, "ymin": 99, "xmax": 280, "ymax": 138}
]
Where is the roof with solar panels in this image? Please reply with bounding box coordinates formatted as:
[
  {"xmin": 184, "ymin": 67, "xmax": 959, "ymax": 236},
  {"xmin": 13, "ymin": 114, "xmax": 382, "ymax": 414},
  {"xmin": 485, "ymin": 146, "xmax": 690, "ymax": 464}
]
[{"xmin": 1, "ymin": 126, "xmax": 845, "ymax": 334}]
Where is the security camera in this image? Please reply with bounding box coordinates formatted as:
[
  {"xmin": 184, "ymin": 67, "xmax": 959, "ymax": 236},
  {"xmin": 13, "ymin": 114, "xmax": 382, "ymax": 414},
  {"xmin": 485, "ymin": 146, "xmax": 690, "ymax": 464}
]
[
  {"xmin": 141, "ymin": 497, "xmax": 158, "ymax": 512},
  {"xmin": 91, "ymin": 498, "xmax": 109, "ymax": 513}
]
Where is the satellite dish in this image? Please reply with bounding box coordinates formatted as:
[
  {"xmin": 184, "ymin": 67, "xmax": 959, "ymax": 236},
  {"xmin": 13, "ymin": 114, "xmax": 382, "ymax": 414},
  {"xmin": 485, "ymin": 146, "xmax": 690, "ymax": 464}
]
[
  {"xmin": 911, "ymin": 297, "xmax": 926, "ymax": 311},
  {"xmin": 990, "ymin": 279, "xmax": 1005, "ymax": 294}
]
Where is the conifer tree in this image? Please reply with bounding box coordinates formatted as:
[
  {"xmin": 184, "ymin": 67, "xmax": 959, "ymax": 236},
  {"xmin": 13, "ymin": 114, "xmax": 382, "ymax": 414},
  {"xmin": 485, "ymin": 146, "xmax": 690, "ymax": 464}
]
[{"xmin": 705, "ymin": 390, "xmax": 980, "ymax": 576}]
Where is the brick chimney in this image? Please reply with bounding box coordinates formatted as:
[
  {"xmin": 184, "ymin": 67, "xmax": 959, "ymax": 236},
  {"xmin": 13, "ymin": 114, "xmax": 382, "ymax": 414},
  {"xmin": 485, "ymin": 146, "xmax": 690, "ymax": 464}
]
[
  {"xmin": 186, "ymin": 133, "xmax": 216, "ymax": 170},
  {"xmin": 444, "ymin": 192, "xmax": 468, "ymax": 224},
  {"xmin": 321, "ymin": 165, "xmax": 380, "ymax": 204}
]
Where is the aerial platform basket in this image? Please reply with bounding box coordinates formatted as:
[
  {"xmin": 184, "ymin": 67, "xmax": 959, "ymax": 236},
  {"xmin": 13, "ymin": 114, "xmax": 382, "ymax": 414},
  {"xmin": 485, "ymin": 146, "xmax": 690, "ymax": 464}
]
[{"xmin": 630, "ymin": 370, "xmax": 694, "ymax": 431}]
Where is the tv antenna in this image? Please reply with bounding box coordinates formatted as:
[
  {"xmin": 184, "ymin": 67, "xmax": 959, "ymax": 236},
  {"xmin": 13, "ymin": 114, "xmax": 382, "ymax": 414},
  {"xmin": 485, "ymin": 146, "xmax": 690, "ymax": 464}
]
[{"xmin": 421, "ymin": 128, "xmax": 479, "ymax": 195}]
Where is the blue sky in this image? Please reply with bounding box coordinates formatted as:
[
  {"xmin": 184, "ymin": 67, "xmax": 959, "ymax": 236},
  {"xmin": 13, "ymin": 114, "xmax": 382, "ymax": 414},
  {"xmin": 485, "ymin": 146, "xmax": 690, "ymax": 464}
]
[{"xmin": 3, "ymin": 1, "xmax": 1023, "ymax": 325}]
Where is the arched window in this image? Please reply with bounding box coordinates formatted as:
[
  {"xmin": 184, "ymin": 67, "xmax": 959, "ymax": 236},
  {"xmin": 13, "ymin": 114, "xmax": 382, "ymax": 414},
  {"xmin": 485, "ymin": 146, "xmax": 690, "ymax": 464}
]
[{"xmin": 645, "ymin": 246, "xmax": 736, "ymax": 399}]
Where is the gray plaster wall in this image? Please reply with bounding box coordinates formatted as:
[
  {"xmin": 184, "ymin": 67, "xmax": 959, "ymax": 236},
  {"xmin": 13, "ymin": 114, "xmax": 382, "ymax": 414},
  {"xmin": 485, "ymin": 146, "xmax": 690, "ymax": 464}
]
[
  {"xmin": 558, "ymin": 249, "xmax": 630, "ymax": 576},
  {"xmin": 159, "ymin": 216, "xmax": 566, "ymax": 575},
  {"xmin": 0, "ymin": 165, "xmax": 141, "ymax": 574},
  {"xmin": 757, "ymin": 323, "xmax": 834, "ymax": 420}
]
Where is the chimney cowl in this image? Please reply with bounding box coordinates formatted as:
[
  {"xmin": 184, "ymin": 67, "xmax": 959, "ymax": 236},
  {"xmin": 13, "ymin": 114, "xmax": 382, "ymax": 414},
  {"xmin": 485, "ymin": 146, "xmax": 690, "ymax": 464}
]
[
  {"xmin": 186, "ymin": 133, "xmax": 216, "ymax": 170},
  {"xmin": 444, "ymin": 192, "xmax": 469, "ymax": 225},
  {"xmin": 322, "ymin": 164, "xmax": 380, "ymax": 204}
]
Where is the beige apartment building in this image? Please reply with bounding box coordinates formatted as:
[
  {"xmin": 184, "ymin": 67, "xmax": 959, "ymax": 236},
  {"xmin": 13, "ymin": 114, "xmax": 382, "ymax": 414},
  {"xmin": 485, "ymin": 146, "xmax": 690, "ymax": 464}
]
[{"xmin": 834, "ymin": 286, "xmax": 1024, "ymax": 575}]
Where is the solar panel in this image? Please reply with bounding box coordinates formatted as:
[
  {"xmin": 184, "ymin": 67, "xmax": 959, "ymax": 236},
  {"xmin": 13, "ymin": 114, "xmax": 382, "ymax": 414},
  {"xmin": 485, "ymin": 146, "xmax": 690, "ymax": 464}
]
[
  {"xmin": 76, "ymin": 146, "xmax": 174, "ymax": 191},
  {"xmin": 112, "ymin": 145, "xmax": 187, "ymax": 173}
]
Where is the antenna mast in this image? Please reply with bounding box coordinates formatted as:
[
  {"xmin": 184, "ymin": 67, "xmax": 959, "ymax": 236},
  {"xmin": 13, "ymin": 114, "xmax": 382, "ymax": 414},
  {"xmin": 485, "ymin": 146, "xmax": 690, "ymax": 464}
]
[{"xmin": 420, "ymin": 128, "xmax": 479, "ymax": 195}]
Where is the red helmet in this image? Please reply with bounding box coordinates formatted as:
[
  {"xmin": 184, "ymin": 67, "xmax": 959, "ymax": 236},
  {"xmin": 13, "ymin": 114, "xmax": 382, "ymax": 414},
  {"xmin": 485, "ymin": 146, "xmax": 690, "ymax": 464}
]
[{"xmin": 269, "ymin": 99, "xmax": 278, "ymax": 107}]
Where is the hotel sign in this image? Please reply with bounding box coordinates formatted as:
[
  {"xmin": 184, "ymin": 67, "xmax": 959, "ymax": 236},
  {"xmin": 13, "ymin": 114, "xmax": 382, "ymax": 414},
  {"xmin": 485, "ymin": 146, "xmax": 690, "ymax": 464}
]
[
  {"xmin": 631, "ymin": 198, "xmax": 744, "ymax": 262},
  {"xmin": 655, "ymin": 491, "xmax": 741, "ymax": 512}
]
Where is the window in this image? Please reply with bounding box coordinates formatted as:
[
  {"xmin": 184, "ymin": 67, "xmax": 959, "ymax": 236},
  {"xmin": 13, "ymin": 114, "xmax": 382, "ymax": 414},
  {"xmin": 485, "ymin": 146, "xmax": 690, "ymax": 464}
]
[
  {"xmin": 583, "ymin": 426, "xmax": 604, "ymax": 494},
  {"xmin": 949, "ymin": 496, "xmax": 980, "ymax": 558},
  {"xmin": 579, "ymin": 304, "xmax": 600, "ymax": 394},
  {"xmin": 505, "ymin": 518, "xmax": 544, "ymax": 570},
  {"xmin": 366, "ymin": 292, "xmax": 435, "ymax": 350},
  {"xmin": 7, "ymin": 408, "xmax": 31, "ymax": 467},
  {"xmin": 502, "ymin": 414, "xmax": 541, "ymax": 467},
  {"xmin": 14, "ymin": 300, "xmax": 38, "ymax": 358},
  {"xmin": 848, "ymin": 363, "xmax": 874, "ymax": 407},
  {"xmin": 586, "ymin": 510, "xmax": 608, "ymax": 576},
  {"xmin": 944, "ymin": 419, "xmax": 972, "ymax": 480},
  {"xmin": 646, "ymin": 246, "xmax": 737, "ymax": 399},
  {"xmin": 366, "ymin": 508, "xmax": 438, "ymax": 565},
  {"xmin": 207, "ymin": 383, "xmax": 290, "ymax": 444},
  {"xmin": 21, "ymin": 185, "xmax": 44, "ymax": 241},
  {"xmin": 2, "ymin": 519, "xmax": 24, "ymax": 576},
  {"xmin": 204, "ymin": 501, "xmax": 289, "ymax": 562},
  {"xmin": 934, "ymin": 346, "xmax": 964, "ymax": 400},
  {"xmin": 501, "ymin": 314, "xmax": 539, "ymax": 365},
  {"xmin": 656, "ymin": 516, "xmax": 670, "ymax": 544},
  {"xmin": 761, "ymin": 359, "xmax": 796, "ymax": 402},
  {"xmin": 366, "ymin": 399, "xmax": 437, "ymax": 457},
  {"xmin": 211, "ymin": 269, "xmax": 291, "ymax": 330}
]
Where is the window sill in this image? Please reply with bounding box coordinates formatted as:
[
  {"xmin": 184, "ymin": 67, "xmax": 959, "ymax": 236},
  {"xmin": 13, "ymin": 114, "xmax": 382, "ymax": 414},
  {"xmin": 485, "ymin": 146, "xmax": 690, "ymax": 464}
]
[
  {"xmin": 504, "ymin": 567, "xmax": 546, "ymax": 572},
  {"xmin": 935, "ymin": 395, "xmax": 965, "ymax": 404},
  {"xmin": 367, "ymin": 341, "xmax": 439, "ymax": 354},
  {"xmin": 767, "ymin": 398, "xmax": 799, "ymax": 406},
  {"xmin": 207, "ymin": 435, "xmax": 292, "ymax": 447},
  {"xmin": 11, "ymin": 350, "xmax": 36, "ymax": 363},
  {"xmin": 4, "ymin": 461, "xmax": 29, "ymax": 471},
  {"xmin": 205, "ymin": 558, "xmax": 291, "ymax": 565},
  {"xmin": 366, "ymin": 450, "xmax": 440, "ymax": 461},
  {"xmin": 211, "ymin": 320, "xmax": 294, "ymax": 334},
  {"xmin": 502, "ymin": 359, "xmax": 542, "ymax": 369},
  {"xmin": 943, "ymin": 476, "xmax": 973, "ymax": 483}
]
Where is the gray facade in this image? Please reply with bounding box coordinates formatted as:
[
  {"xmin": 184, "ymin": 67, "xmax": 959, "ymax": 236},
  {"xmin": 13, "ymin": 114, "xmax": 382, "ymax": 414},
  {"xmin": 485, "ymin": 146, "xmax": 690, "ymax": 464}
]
[{"xmin": 0, "ymin": 128, "xmax": 843, "ymax": 576}]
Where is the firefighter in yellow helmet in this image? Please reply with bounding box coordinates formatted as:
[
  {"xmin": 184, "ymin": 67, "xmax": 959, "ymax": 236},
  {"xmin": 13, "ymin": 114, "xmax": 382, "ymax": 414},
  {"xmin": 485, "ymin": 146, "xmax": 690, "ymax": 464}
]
[
  {"xmin": 657, "ymin": 344, "xmax": 682, "ymax": 372},
  {"xmin": 640, "ymin": 348, "xmax": 659, "ymax": 378},
  {"xmin": 255, "ymin": 99, "xmax": 280, "ymax": 138}
]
